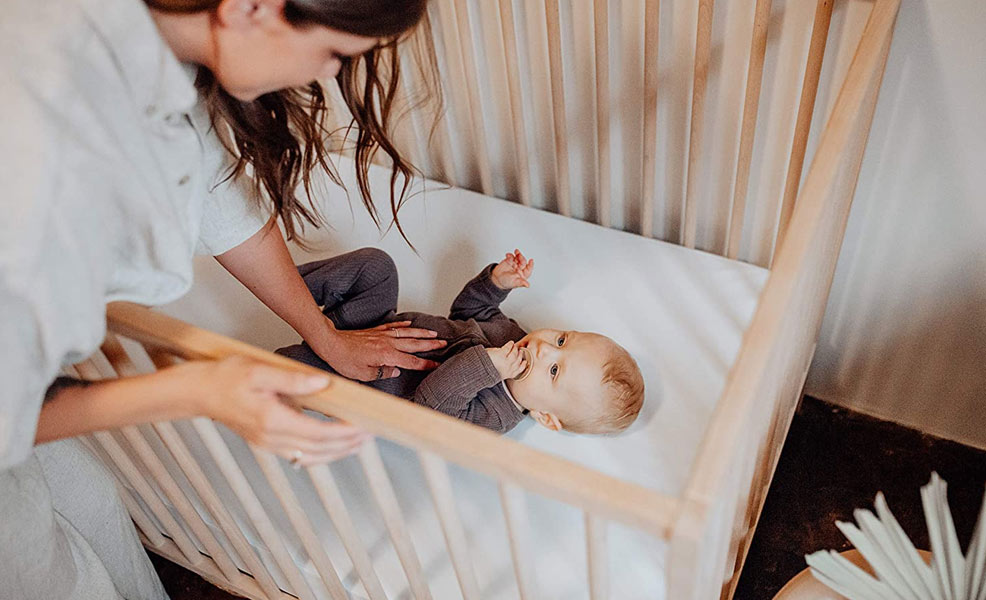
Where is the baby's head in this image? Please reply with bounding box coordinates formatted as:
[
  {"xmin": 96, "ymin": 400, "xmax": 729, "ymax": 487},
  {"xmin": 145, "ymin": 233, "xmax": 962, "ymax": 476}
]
[{"xmin": 506, "ymin": 329, "xmax": 644, "ymax": 434}]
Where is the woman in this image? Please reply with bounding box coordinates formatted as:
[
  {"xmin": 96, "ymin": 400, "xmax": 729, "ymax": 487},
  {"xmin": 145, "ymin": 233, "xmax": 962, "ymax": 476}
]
[{"xmin": 0, "ymin": 0, "xmax": 440, "ymax": 598}]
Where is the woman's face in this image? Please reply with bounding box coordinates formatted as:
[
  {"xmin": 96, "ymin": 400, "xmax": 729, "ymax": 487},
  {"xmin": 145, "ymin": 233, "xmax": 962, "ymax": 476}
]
[{"xmin": 210, "ymin": 0, "xmax": 381, "ymax": 101}]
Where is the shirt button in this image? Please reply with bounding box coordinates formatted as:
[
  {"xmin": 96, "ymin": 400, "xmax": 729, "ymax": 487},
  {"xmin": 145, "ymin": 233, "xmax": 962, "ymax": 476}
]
[{"xmin": 178, "ymin": 175, "xmax": 190, "ymax": 186}]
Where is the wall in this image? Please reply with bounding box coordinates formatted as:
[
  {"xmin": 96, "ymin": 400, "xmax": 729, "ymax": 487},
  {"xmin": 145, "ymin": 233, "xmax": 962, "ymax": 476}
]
[{"xmin": 806, "ymin": 0, "xmax": 986, "ymax": 449}]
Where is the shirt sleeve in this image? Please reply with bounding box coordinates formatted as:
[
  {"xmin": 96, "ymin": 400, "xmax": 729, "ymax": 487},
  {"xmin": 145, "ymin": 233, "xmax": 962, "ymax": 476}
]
[
  {"xmin": 0, "ymin": 69, "xmax": 110, "ymax": 470},
  {"xmin": 412, "ymin": 345, "xmax": 512, "ymax": 432},
  {"xmin": 194, "ymin": 118, "xmax": 272, "ymax": 256},
  {"xmin": 448, "ymin": 264, "xmax": 513, "ymax": 321}
]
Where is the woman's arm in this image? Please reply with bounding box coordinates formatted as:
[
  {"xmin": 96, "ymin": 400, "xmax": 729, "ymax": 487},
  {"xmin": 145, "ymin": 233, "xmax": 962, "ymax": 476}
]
[
  {"xmin": 36, "ymin": 357, "xmax": 367, "ymax": 466},
  {"xmin": 215, "ymin": 217, "xmax": 445, "ymax": 380}
]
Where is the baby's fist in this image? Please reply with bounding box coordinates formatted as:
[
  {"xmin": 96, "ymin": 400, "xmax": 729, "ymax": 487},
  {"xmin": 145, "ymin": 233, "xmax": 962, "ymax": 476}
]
[
  {"xmin": 491, "ymin": 249, "xmax": 534, "ymax": 290},
  {"xmin": 487, "ymin": 341, "xmax": 528, "ymax": 380}
]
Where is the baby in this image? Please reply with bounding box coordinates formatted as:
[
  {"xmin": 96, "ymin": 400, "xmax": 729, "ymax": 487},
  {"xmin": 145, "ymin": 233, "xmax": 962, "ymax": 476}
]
[{"xmin": 277, "ymin": 248, "xmax": 644, "ymax": 435}]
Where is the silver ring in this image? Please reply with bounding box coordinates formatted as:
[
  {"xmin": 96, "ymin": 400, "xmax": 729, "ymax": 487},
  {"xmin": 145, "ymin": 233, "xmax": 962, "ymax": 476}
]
[
  {"xmin": 376, "ymin": 366, "xmax": 385, "ymax": 380},
  {"xmin": 289, "ymin": 449, "xmax": 303, "ymax": 470}
]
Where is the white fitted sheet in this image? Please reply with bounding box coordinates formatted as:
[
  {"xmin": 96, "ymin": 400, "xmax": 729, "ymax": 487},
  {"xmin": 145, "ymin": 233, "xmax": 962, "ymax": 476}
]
[{"xmin": 149, "ymin": 174, "xmax": 768, "ymax": 600}]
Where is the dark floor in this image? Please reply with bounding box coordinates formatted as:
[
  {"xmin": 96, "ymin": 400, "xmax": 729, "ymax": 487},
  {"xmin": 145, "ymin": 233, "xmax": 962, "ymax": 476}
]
[
  {"xmin": 734, "ymin": 396, "xmax": 986, "ymax": 599},
  {"xmin": 151, "ymin": 396, "xmax": 986, "ymax": 599}
]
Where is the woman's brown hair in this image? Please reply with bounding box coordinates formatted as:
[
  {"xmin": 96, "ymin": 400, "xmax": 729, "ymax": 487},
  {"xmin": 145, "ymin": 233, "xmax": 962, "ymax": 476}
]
[{"xmin": 146, "ymin": 0, "xmax": 434, "ymax": 243}]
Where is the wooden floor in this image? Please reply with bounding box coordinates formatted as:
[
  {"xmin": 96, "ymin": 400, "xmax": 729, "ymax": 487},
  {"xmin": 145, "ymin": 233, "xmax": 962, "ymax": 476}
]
[
  {"xmin": 734, "ymin": 396, "xmax": 986, "ymax": 599},
  {"xmin": 150, "ymin": 396, "xmax": 986, "ymax": 600}
]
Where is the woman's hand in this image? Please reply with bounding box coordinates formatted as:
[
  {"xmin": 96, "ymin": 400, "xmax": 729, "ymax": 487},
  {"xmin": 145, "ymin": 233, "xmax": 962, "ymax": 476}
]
[
  {"xmin": 487, "ymin": 340, "xmax": 528, "ymax": 380},
  {"xmin": 181, "ymin": 357, "xmax": 370, "ymax": 466},
  {"xmin": 492, "ymin": 249, "xmax": 534, "ymax": 290},
  {"xmin": 312, "ymin": 321, "xmax": 447, "ymax": 382}
]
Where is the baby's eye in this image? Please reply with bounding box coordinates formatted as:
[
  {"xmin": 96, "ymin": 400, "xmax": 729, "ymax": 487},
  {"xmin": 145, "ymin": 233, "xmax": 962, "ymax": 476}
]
[
  {"xmin": 550, "ymin": 364, "xmax": 559, "ymax": 379},
  {"xmin": 556, "ymin": 335, "xmax": 566, "ymax": 347}
]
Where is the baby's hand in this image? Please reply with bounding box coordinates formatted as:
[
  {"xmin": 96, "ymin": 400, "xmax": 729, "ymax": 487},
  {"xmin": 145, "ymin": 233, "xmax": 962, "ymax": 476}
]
[
  {"xmin": 486, "ymin": 341, "xmax": 528, "ymax": 380},
  {"xmin": 491, "ymin": 249, "xmax": 534, "ymax": 290}
]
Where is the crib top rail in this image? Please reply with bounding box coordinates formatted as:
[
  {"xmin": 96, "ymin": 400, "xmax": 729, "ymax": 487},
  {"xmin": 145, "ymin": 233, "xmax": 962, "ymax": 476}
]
[{"xmin": 106, "ymin": 301, "xmax": 679, "ymax": 539}]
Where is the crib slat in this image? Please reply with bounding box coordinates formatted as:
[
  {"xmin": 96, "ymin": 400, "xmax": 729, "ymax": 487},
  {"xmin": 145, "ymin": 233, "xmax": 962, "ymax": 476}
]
[
  {"xmin": 305, "ymin": 462, "xmax": 389, "ymax": 600},
  {"xmin": 641, "ymin": 0, "xmax": 661, "ymax": 238},
  {"xmin": 682, "ymin": 0, "xmax": 716, "ymax": 248},
  {"xmin": 417, "ymin": 12, "xmax": 460, "ymax": 188},
  {"xmin": 192, "ymin": 417, "xmax": 319, "ymax": 600},
  {"xmin": 72, "ymin": 359, "xmax": 203, "ymax": 566},
  {"xmin": 123, "ymin": 425, "xmax": 244, "ymax": 582},
  {"xmin": 499, "ymin": 483, "xmax": 539, "ymax": 600},
  {"xmin": 434, "ymin": 0, "xmax": 492, "ymax": 195},
  {"xmin": 419, "ymin": 451, "xmax": 481, "ymax": 600},
  {"xmin": 424, "ymin": 3, "xmax": 464, "ymax": 188},
  {"xmin": 105, "ymin": 334, "xmax": 285, "ymax": 597},
  {"xmin": 80, "ymin": 432, "xmax": 168, "ymax": 549},
  {"xmin": 498, "ymin": 0, "xmax": 533, "ymax": 207},
  {"xmin": 399, "ymin": 52, "xmax": 432, "ymax": 177},
  {"xmin": 116, "ymin": 477, "xmax": 168, "ymax": 548},
  {"xmin": 358, "ymin": 441, "xmax": 433, "ymax": 600},
  {"xmin": 544, "ymin": 0, "xmax": 572, "ymax": 217},
  {"xmin": 774, "ymin": 0, "xmax": 834, "ymax": 263},
  {"xmin": 252, "ymin": 449, "xmax": 351, "ymax": 600},
  {"xmin": 90, "ymin": 429, "xmax": 203, "ymax": 564},
  {"xmin": 593, "ymin": 0, "xmax": 612, "ymax": 227},
  {"xmin": 90, "ymin": 344, "xmax": 242, "ymax": 582},
  {"xmin": 451, "ymin": 0, "xmax": 494, "ymax": 196},
  {"xmin": 156, "ymin": 421, "xmax": 285, "ymax": 598},
  {"xmin": 726, "ymin": 0, "xmax": 773, "ymax": 259},
  {"xmin": 586, "ymin": 515, "xmax": 609, "ymax": 600}
]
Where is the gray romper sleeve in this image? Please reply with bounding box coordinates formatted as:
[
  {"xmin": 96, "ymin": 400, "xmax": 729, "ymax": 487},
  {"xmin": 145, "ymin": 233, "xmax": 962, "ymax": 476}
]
[{"xmin": 412, "ymin": 346, "xmax": 519, "ymax": 433}]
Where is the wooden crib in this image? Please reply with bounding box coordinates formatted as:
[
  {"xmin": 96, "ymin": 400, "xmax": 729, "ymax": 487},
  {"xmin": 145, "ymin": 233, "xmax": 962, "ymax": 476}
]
[{"xmin": 72, "ymin": 0, "xmax": 899, "ymax": 598}]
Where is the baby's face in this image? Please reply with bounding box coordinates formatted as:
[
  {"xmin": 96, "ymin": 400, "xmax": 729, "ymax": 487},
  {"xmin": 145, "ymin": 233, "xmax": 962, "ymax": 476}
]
[{"xmin": 510, "ymin": 329, "xmax": 610, "ymax": 424}]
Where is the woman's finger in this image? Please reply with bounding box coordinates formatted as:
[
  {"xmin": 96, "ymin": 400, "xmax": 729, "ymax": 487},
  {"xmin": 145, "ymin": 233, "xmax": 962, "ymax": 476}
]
[
  {"xmin": 264, "ymin": 402, "xmax": 365, "ymax": 443},
  {"xmin": 264, "ymin": 429, "xmax": 371, "ymax": 458},
  {"xmin": 385, "ymin": 327, "xmax": 442, "ymax": 340},
  {"xmin": 366, "ymin": 321, "xmax": 438, "ymax": 338},
  {"xmin": 347, "ymin": 365, "xmax": 381, "ymax": 382},
  {"xmin": 390, "ymin": 338, "xmax": 447, "ymax": 353},
  {"xmin": 248, "ymin": 363, "xmax": 330, "ymax": 395},
  {"xmin": 378, "ymin": 320, "xmax": 413, "ymax": 329},
  {"xmin": 266, "ymin": 435, "xmax": 368, "ymax": 466},
  {"xmin": 384, "ymin": 351, "xmax": 440, "ymax": 371}
]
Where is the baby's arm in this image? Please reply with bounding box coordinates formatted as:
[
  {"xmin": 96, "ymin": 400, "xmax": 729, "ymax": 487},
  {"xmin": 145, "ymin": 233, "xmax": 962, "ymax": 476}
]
[
  {"xmin": 448, "ymin": 249, "xmax": 534, "ymax": 322},
  {"xmin": 412, "ymin": 343, "xmax": 523, "ymax": 433}
]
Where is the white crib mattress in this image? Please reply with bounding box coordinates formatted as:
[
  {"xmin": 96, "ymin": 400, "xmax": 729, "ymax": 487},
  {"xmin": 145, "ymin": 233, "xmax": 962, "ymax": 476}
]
[{"xmin": 152, "ymin": 174, "xmax": 768, "ymax": 600}]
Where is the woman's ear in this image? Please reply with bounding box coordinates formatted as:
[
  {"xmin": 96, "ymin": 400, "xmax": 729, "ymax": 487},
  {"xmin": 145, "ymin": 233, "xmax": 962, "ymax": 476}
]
[
  {"xmin": 215, "ymin": 0, "xmax": 286, "ymax": 29},
  {"xmin": 531, "ymin": 410, "xmax": 562, "ymax": 432}
]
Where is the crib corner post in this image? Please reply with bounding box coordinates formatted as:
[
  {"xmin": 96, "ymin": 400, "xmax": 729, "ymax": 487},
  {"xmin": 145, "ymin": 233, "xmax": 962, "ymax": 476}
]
[{"xmin": 667, "ymin": 496, "xmax": 710, "ymax": 600}]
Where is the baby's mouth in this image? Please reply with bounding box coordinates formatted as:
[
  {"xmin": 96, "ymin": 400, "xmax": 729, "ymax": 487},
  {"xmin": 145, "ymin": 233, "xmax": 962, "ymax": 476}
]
[{"xmin": 513, "ymin": 347, "xmax": 534, "ymax": 381}]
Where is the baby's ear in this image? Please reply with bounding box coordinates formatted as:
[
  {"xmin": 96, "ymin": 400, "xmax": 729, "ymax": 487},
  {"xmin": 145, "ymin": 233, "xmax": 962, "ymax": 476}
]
[{"xmin": 531, "ymin": 410, "xmax": 562, "ymax": 432}]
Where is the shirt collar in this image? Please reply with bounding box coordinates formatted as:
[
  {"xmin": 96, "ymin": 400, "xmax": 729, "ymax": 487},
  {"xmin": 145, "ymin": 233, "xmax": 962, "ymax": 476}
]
[
  {"xmin": 80, "ymin": 0, "xmax": 198, "ymax": 120},
  {"xmin": 500, "ymin": 381, "xmax": 529, "ymax": 415}
]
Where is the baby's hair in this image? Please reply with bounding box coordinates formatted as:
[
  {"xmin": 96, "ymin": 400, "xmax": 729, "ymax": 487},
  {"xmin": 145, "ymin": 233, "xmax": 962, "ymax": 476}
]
[{"xmin": 563, "ymin": 340, "xmax": 645, "ymax": 435}]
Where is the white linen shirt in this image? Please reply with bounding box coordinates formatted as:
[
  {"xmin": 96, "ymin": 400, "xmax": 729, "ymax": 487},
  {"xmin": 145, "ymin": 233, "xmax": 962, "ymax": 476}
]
[{"xmin": 0, "ymin": 0, "xmax": 270, "ymax": 469}]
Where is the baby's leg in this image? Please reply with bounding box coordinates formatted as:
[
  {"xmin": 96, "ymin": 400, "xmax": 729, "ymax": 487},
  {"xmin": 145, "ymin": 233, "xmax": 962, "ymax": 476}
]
[{"xmin": 296, "ymin": 248, "xmax": 399, "ymax": 330}]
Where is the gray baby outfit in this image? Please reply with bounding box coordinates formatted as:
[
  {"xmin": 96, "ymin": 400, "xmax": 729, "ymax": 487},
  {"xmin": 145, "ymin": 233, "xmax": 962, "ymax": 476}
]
[{"xmin": 277, "ymin": 248, "xmax": 528, "ymax": 434}]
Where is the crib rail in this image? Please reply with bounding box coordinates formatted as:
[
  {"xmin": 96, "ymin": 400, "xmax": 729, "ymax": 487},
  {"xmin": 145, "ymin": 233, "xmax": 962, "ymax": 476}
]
[
  {"xmin": 667, "ymin": 1, "xmax": 900, "ymax": 598},
  {"xmin": 89, "ymin": 301, "xmax": 678, "ymax": 599}
]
